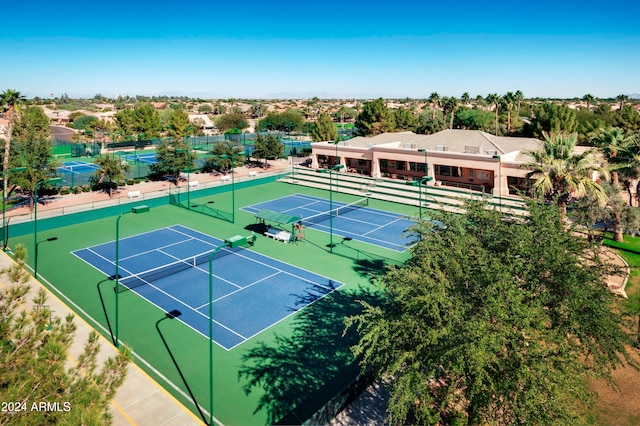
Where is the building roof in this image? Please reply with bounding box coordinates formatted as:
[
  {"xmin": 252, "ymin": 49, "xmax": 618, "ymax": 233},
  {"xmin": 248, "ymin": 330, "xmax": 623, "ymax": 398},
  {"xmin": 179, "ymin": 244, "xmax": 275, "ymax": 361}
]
[{"xmin": 337, "ymin": 129, "xmax": 542, "ymax": 161}]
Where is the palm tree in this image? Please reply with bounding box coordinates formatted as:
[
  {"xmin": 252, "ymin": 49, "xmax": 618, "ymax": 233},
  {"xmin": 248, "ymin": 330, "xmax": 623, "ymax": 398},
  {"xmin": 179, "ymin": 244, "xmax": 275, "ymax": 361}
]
[
  {"xmin": 475, "ymin": 95, "xmax": 485, "ymax": 109},
  {"xmin": 616, "ymin": 94, "xmax": 629, "ymax": 111},
  {"xmin": 428, "ymin": 92, "xmax": 440, "ymax": 120},
  {"xmin": 503, "ymin": 92, "xmax": 516, "ymax": 134},
  {"xmin": 591, "ymin": 128, "xmax": 631, "ymax": 186},
  {"xmin": 582, "ymin": 94, "xmax": 595, "ymax": 111},
  {"xmin": 522, "ymin": 132, "xmax": 609, "ymax": 216},
  {"xmin": 460, "ymin": 92, "xmax": 471, "ymax": 106},
  {"xmin": 514, "ymin": 90, "xmax": 524, "ymax": 116},
  {"xmin": 486, "ymin": 93, "xmax": 500, "ymax": 135},
  {"xmin": 610, "ymin": 135, "xmax": 640, "ymax": 207},
  {"xmin": 442, "ymin": 96, "xmax": 459, "ymax": 130}
]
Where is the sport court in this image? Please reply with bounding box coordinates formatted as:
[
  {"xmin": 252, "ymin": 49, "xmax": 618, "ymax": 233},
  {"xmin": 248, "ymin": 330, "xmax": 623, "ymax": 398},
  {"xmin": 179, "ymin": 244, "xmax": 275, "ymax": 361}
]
[
  {"xmin": 242, "ymin": 193, "xmax": 417, "ymax": 251},
  {"xmin": 72, "ymin": 224, "xmax": 343, "ymax": 350}
]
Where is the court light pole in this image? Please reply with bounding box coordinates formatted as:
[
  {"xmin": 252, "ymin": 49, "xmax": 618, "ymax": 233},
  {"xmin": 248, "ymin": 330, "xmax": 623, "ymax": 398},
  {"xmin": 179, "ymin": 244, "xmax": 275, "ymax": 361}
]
[
  {"xmin": 34, "ymin": 177, "xmax": 62, "ymax": 276},
  {"xmin": 409, "ymin": 176, "xmax": 433, "ymax": 219},
  {"xmin": 220, "ymin": 154, "xmax": 241, "ymax": 223},
  {"xmin": 2, "ymin": 166, "xmax": 27, "ymax": 250},
  {"xmin": 330, "ymin": 140, "xmax": 340, "ymax": 192},
  {"xmin": 208, "ymin": 234, "xmax": 255, "ymax": 426},
  {"xmin": 316, "ymin": 164, "xmax": 344, "ymax": 253},
  {"xmin": 492, "ymin": 155, "xmax": 502, "ymax": 213},
  {"xmin": 35, "ymin": 237, "xmax": 58, "ymax": 280},
  {"xmin": 114, "ymin": 205, "xmax": 150, "ymax": 348},
  {"xmin": 418, "ymin": 148, "xmax": 427, "ymax": 176}
]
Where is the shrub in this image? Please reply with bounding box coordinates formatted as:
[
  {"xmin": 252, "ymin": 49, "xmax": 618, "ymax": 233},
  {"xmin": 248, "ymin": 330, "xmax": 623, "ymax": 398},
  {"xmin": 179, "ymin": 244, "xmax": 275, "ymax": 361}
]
[
  {"xmin": 81, "ymin": 184, "xmax": 91, "ymax": 192},
  {"xmin": 72, "ymin": 186, "xmax": 82, "ymax": 194},
  {"xmin": 59, "ymin": 186, "xmax": 71, "ymax": 195}
]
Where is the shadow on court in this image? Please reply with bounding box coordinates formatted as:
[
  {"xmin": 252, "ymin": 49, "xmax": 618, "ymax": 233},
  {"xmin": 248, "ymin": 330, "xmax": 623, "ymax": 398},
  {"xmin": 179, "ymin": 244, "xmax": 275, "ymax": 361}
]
[
  {"xmin": 237, "ymin": 285, "xmax": 384, "ymax": 425},
  {"xmin": 96, "ymin": 277, "xmax": 116, "ymax": 345},
  {"xmin": 156, "ymin": 310, "xmax": 208, "ymax": 425}
]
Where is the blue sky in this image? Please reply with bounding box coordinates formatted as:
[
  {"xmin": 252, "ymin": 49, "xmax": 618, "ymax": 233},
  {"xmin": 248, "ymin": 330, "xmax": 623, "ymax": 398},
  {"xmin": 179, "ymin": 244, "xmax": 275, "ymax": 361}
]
[{"xmin": 2, "ymin": 0, "xmax": 638, "ymax": 99}]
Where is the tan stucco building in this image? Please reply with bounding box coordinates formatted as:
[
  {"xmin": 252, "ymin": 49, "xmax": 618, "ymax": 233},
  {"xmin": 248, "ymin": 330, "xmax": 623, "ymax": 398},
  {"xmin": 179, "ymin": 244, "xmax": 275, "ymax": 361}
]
[{"xmin": 310, "ymin": 129, "xmax": 544, "ymax": 197}]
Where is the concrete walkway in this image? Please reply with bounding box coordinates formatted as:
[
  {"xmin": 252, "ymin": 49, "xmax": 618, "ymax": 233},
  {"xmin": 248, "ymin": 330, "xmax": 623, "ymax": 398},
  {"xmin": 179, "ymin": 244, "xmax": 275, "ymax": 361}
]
[{"xmin": 0, "ymin": 251, "xmax": 204, "ymax": 425}]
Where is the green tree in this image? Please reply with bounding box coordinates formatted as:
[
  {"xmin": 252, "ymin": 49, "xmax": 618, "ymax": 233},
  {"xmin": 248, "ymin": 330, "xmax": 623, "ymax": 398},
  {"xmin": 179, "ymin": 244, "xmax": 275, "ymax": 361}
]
[
  {"xmin": 355, "ymin": 98, "xmax": 395, "ymax": 136},
  {"xmin": 522, "ymin": 132, "xmax": 609, "ymax": 215},
  {"xmin": 616, "ymin": 104, "xmax": 640, "ymax": 133},
  {"xmin": 416, "ymin": 111, "xmax": 444, "ymax": 135},
  {"xmin": 0, "ymin": 89, "xmax": 26, "ymax": 194},
  {"xmin": 11, "ymin": 107, "xmax": 58, "ymax": 211},
  {"xmin": 310, "ymin": 112, "xmax": 338, "ymax": 142},
  {"xmin": 72, "ymin": 115, "xmax": 99, "ymax": 131},
  {"xmin": 204, "ymin": 141, "xmax": 244, "ymax": 172},
  {"xmin": 250, "ymin": 103, "xmax": 267, "ymax": 118},
  {"xmin": 150, "ymin": 138, "xmax": 191, "ymax": 184},
  {"xmin": 454, "ymin": 108, "xmax": 493, "ymax": 131},
  {"xmin": 252, "ymin": 134, "xmax": 283, "ymax": 168},
  {"xmin": 527, "ymin": 102, "xmax": 577, "ymax": 138},
  {"xmin": 280, "ymin": 109, "xmax": 305, "ymax": 133},
  {"xmin": 91, "ymin": 155, "xmax": 131, "ymax": 198},
  {"xmin": 393, "ymin": 107, "xmax": 418, "ymax": 131},
  {"xmin": 0, "ymin": 249, "xmax": 131, "ymax": 424},
  {"xmin": 215, "ymin": 112, "xmax": 249, "ymax": 133},
  {"xmin": 167, "ymin": 108, "xmax": 191, "ymax": 139},
  {"xmin": 347, "ymin": 201, "xmax": 637, "ymax": 425}
]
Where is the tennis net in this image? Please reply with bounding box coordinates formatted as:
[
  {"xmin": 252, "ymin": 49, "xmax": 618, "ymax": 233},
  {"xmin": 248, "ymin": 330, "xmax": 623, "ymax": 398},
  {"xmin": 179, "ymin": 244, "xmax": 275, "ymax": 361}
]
[
  {"xmin": 117, "ymin": 248, "xmax": 235, "ymax": 292},
  {"xmin": 303, "ymin": 197, "xmax": 369, "ymax": 226}
]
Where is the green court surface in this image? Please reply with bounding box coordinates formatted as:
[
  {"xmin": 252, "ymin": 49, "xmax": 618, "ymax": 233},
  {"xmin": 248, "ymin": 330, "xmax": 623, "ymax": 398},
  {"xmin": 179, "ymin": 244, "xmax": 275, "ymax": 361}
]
[{"xmin": 10, "ymin": 179, "xmax": 414, "ymax": 425}]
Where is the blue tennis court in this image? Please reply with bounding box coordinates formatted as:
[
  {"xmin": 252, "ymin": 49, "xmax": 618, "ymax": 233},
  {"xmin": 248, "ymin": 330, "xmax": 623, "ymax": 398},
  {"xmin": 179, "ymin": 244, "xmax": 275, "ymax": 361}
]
[
  {"xmin": 58, "ymin": 160, "xmax": 100, "ymax": 174},
  {"xmin": 242, "ymin": 194, "xmax": 417, "ymax": 252},
  {"xmin": 72, "ymin": 225, "xmax": 343, "ymax": 350},
  {"xmin": 120, "ymin": 153, "xmax": 157, "ymax": 164}
]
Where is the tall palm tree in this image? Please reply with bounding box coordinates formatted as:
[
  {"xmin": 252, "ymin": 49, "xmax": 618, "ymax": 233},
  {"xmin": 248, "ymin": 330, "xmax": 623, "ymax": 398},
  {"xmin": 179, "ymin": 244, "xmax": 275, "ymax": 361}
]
[
  {"xmin": 591, "ymin": 128, "xmax": 631, "ymax": 186},
  {"xmin": 428, "ymin": 92, "xmax": 440, "ymax": 120},
  {"xmin": 0, "ymin": 89, "xmax": 26, "ymax": 199},
  {"xmin": 610, "ymin": 134, "xmax": 640, "ymax": 207},
  {"xmin": 503, "ymin": 92, "xmax": 516, "ymax": 134},
  {"xmin": 475, "ymin": 95, "xmax": 485, "ymax": 109},
  {"xmin": 582, "ymin": 94, "xmax": 595, "ymax": 111},
  {"xmin": 616, "ymin": 94, "xmax": 629, "ymax": 111},
  {"xmin": 522, "ymin": 132, "xmax": 609, "ymax": 216},
  {"xmin": 514, "ymin": 90, "xmax": 524, "ymax": 116},
  {"xmin": 442, "ymin": 96, "xmax": 459, "ymax": 130},
  {"xmin": 485, "ymin": 93, "xmax": 500, "ymax": 135},
  {"xmin": 460, "ymin": 92, "xmax": 471, "ymax": 106}
]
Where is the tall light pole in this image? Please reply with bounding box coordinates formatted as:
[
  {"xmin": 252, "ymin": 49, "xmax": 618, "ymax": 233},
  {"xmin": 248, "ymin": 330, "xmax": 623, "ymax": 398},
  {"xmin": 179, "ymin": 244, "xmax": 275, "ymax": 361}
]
[
  {"xmin": 492, "ymin": 155, "xmax": 502, "ymax": 213},
  {"xmin": 418, "ymin": 148, "xmax": 427, "ymax": 176},
  {"xmin": 114, "ymin": 205, "xmax": 150, "ymax": 348},
  {"xmin": 34, "ymin": 177, "xmax": 62, "ymax": 275},
  {"xmin": 316, "ymin": 164, "xmax": 344, "ymax": 253},
  {"xmin": 330, "ymin": 140, "xmax": 340, "ymax": 192},
  {"xmin": 208, "ymin": 234, "xmax": 255, "ymax": 425},
  {"xmin": 220, "ymin": 153, "xmax": 241, "ymax": 223},
  {"xmin": 409, "ymin": 176, "xmax": 433, "ymax": 219},
  {"xmin": 2, "ymin": 166, "xmax": 26, "ymax": 250},
  {"xmin": 35, "ymin": 237, "xmax": 58, "ymax": 279}
]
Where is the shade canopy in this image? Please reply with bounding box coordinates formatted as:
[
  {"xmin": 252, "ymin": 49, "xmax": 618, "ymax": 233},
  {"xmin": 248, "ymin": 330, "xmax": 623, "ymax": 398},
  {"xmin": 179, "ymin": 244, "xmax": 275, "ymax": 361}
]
[{"xmin": 254, "ymin": 209, "xmax": 301, "ymax": 225}]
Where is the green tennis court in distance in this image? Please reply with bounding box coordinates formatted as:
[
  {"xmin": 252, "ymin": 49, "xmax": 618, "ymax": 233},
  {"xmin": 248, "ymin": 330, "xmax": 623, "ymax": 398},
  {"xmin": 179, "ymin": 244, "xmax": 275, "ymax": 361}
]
[{"xmin": 11, "ymin": 179, "xmax": 414, "ymax": 425}]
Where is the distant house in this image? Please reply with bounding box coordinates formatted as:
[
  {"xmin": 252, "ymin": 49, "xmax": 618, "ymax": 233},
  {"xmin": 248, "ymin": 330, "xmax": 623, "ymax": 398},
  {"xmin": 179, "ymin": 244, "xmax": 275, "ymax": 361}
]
[{"xmin": 310, "ymin": 129, "xmax": 546, "ymax": 197}]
